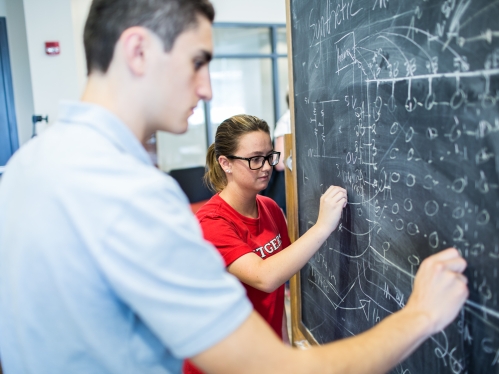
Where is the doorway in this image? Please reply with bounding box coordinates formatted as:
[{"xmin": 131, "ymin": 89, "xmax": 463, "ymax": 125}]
[{"xmin": 0, "ymin": 17, "xmax": 19, "ymax": 172}]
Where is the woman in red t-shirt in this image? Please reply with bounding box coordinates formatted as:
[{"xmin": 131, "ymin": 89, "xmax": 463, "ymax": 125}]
[{"xmin": 183, "ymin": 115, "xmax": 346, "ymax": 374}]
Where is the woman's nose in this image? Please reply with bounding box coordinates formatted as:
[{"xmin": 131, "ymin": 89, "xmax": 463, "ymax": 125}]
[{"xmin": 262, "ymin": 158, "xmax": 273, "ymax": 171}]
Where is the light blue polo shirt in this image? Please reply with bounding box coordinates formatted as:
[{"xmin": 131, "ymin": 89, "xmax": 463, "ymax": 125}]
[{"xmin": 0, "ymin": 101, "xmax": 252, "ymax": 374}]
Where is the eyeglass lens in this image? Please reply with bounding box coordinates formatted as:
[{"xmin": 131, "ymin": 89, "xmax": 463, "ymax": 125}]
[{"xmin": 249, "ymin": 153, "xmax": 279, "ymax": 169}]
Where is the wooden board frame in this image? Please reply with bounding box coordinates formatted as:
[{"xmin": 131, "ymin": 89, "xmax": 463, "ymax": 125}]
[{"xmin": 284, "ymin": 0, "xmax": 318, "ymax": 349}]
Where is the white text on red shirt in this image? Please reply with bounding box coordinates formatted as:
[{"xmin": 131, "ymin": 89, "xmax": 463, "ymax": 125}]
[{"xmin": 253, "ymin": 234, "xmax": 282, "ymax": 259}]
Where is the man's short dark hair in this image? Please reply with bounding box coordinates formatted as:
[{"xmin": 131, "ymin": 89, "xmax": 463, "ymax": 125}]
[{"xmin": 84, "ymin": 0, "xmax": 215, "ymax": 74}]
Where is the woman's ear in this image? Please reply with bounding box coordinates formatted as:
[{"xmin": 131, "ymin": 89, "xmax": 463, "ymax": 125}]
[{"xmin": 218, "ymin": 156, "xmax": 232, "ymax": 174}]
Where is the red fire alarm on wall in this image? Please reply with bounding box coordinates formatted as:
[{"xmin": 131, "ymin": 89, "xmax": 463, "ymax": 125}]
[{"xmin": 45, "ymin": 41, "xmax": 60, "ymax": 55}]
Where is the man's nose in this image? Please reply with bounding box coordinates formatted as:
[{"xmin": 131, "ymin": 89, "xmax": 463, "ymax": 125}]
[{"xmin": 197, "ymin": 68, "xmax": 212, "ymax": 101}]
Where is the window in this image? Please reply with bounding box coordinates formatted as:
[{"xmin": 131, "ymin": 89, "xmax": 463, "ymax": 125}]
[
  {"xmin": 157, "ymin": 23, "xmax": 288, "ymax": 172},
  {"xmin": 207, "ymin": 23, "xmax": 288, "ymax": 144}
]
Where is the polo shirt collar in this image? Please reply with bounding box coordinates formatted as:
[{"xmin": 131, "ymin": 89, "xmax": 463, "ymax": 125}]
[{"xmin": 58, "ymin": 100, "xmax": 153, "ymax": 166}]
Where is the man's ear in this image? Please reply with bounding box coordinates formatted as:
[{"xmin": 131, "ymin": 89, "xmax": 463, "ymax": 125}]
[{"xmin": 119, "ymin": 26, "xmax": 152, "ymax": 76}]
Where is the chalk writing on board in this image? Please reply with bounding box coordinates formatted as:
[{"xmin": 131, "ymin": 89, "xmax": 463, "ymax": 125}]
[{"xmin": 291, "ymin": 0, "xmax": 499, "ymax": 372}]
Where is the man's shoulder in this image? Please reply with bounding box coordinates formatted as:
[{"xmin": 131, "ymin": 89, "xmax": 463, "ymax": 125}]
[
  {"xmin": 8, "ymin": 122, "xmax": 119, "ymax": 171},
  {"xmin": 3, "ymin": 123, "xmax": 185, "ymax": 206}
]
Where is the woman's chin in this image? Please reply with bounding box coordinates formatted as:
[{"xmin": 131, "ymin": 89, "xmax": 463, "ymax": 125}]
[{"xmin": 257, "ymin": 180, "xmax": 270, "ymax": 191}]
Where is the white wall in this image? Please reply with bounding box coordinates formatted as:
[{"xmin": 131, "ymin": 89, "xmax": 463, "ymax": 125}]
[
  {"xmin": 67, "ymin": 0, "xmax": 287, "ymax": 91},
  {"xmin": 0, "ymin": 0, "xmax": 286, "ymax": 152},
  {"xmin": 0, "ymin": 0, "xmax": 83, "ymax": 144},
  {"xmin": 55, "ymin": 0, "xmax": 287, "ymax": 114},
  {"xmin": 23, "ymin": 0, "xmax": 286, "ymax": 132},
  {"xmin": 23, "ymin": 0, "xmax": 80, "ymax": 132},
  {"xmin": 1, "ymin": 0, "xmax": 34, "ymax": 146},
  {"xmin": 71, "ymin": 0, "xmax": 92, "ymax": 96},
  {"xmin": 211, "ymin": 0, "xmax": 286, "ymax": 24}
]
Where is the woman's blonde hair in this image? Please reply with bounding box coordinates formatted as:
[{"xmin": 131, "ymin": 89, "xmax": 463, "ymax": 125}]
[{"xmin": 205, "ymin": 114, "xmax": 270, "ymax": 192}]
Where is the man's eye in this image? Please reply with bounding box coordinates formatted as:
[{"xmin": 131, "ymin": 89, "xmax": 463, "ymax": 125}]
[{"xmin": 194, "ymin": 60, "xmax": 204, "ymax": 70}]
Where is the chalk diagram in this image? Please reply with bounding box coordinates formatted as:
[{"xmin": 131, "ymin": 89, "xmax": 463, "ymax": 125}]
[{"xmin": 293, "ymin": 0, "xmax": 499, "ymax": 373}]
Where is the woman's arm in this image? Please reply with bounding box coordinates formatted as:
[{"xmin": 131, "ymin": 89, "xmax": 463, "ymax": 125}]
[
  {"xmin": 227, "ymin": 186, "xmax": 347, "ymax": 292},
  {"xmin": 274, "ymin": 136, "xmax": 286, "ymax": 171}
]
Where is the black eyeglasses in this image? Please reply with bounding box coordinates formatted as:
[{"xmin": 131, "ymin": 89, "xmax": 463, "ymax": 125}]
[{"xmin": 227, "ymin": 151, "xmax": 280, "ymax": 170}]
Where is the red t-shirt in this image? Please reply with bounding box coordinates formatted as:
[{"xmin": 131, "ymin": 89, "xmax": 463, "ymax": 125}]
[{"xmin": 183, "ymin": 194, "xmax": 291, "ymax": 374}]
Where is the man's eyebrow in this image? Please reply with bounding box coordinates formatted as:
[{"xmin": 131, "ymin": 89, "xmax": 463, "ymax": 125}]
[{"xmin": 198, "ymin": 50, "xmax": 212, "ymax": 63}]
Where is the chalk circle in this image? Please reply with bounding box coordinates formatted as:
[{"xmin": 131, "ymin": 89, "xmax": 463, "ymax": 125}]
[
  {"xmin": 390, "ymin": 122, "xmax": 399, "ymax": 135},
  {"xmin": 406, "ymin": 174, "xmax": 416, "ymax": 187},
  {"xmin": 382, "ymin": 242, "xmax": 390, "ymax": 251},
  {"xmin": 476, "ymin": 174, "xmax": 489, "ymax": 194},
  {"xmin": 407, "ymin": 222, "xmax": 420, "ymax": 235},
  {"xmin": 388, "ymin": 96, "xmax": 396, "ymax": 112},
  {"xmin": 405, "ymin": 97, "xmax": 418, "ymax": 112},
  {"xmin": 405, "ymin": 127, "xmax": 415, "ymax": 143},
  {"xmin": 478, "ymin": 281, "xmax": 492, "ymax": 300},
  {"xmin": 426, "ymin": 127, "xmax": 438, "ymax": 140},
  {"xmin": 390, "ymin": 148, "xmax": 399, "ymax": 159},
  {"xmin": 391, "ymin": 172, "xmax": 401, "ymax": 183},
  {"xmin": 476, "ymin": 209, "xmax": 490, "ymax": 225},
  {"xmin": 481, "ymin": 94, "xmax": 496, "ymax": 109},
  {"xmin": 429, "ymin": 231, "xmax": 439, "ymax": 248},
  {"xmin": 424, "ymin": 200, "xmax": 439, "ymax": 216},
  {"xmin": 450, "ymin": 89, "xmax": 466, "ymax": 109},
  {"xmin": 425, "ymin": 92, "xmax": 436, "ymax": 110},
  {"xmin": 424, "ymin": 174, "xmax": 437, "ymax": 190},
  {"xmin": 451, "ymin": 176, "xmax": 468, "ymax": 193},
  {"xmin": 392, "ymin": 203, "xmax": 400, "ymax": 214},
  {"xmin": 407, "ymin": 254, "xmax": 420, "ymax": 265},
  {"xmin": 448, "ymin": 126, "xmax": 461, "ymax": 142},
  {"xmin": 470, "ymin": 242, "xmax": 485, "ymax": 256},
  {"xmin": 452, "ymin": 206, "xmax": 465, "ymax": 219},
  {"xmin": 357, "ymin": 207, "xmax": 363, "ymax": 216},
  {"xmin": 395, "ymin": 218, "xmax": 404, "ymax": 231},
  {"xmin": 404, "ymin": 198, "xmax": 413, "ymax": 212},
  {"xmin": 407, "ymin": 148, "xmax": 414, "ymax": 161}
]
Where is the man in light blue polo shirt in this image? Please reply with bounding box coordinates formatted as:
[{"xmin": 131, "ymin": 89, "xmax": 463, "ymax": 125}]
[
  {"xmin": 0, "ymin": 1, "xmax": 252, "ymax": 372},
  {"xmin": 0, "ymin": 1, "xmax": 469, "ymax": 373}
]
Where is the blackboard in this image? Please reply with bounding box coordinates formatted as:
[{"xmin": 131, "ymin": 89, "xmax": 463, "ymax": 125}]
[{"xmin": 287, "ymin": 0, "xmax": 499, "ymax": 372}]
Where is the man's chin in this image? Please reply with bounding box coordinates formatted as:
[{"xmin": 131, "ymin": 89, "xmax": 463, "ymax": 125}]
[
  {"xmin": 162, "ymin": 120, "xmax": 189, "ymax": 134},
  {"xmin": 176, "ymin": 125, "xmax": 189, "ymax": 135}
]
